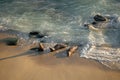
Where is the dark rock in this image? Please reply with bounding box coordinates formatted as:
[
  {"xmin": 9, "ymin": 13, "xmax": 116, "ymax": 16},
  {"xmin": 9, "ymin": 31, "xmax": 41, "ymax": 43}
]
[
  {"xmin": 83, "ymin": 24, "xmax": 89, "ymax": 29},
  {"xmin": 92, "ymin": 21, "xmax": 97, "ymax": 25},
  {"xmin": 84, "ymin": 24, "xmax": 88, "ymax": 27},
  {"xmin": 94, "ymin": 15, "xmax": 107, "ymax": 22},
  {"xmin": 29, "ymin": 31, "xmax": 39, "ymax": 35},
  {"xmin": 29, "ymin": 31, "xmax": 46, "ymax": 38},
  {"xmin": 3, "ymin": 38, "xmax": 18, "ymax": 46}
]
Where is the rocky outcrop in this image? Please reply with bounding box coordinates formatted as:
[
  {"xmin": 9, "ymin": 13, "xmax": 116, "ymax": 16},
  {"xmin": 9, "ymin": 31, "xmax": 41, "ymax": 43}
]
[
  {"xmin": 2, "ymin": 38, "xmax": 18, "ymax": 46},
  {"xmin": 94, "ymin": 14, "xmax": 108, "ymax": 22},
  {"xmin": 29, "ymin": 31, "xmax": 46, "ymax": 38}
]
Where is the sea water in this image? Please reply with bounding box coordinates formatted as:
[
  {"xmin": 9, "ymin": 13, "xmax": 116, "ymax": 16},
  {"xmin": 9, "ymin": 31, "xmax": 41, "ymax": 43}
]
[{"xmin": 0, "ymin": 0, "xmax": 120, "ymax": 70}]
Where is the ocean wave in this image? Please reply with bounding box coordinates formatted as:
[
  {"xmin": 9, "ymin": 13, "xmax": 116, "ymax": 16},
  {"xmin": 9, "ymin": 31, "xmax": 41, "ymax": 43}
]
[{"xmin": 80, "ymin": 14, "xmax": 120, "ymax": 70}]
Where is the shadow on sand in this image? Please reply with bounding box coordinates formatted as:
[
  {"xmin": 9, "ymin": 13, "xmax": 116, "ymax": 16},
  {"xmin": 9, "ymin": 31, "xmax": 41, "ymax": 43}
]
[
  {"xmin": 0, "ymin": 47, "xmax": 69, "ymax": 61},
  {"xmin": 0, "ymin": 48, "xmax": 44, "ymax": 61}
]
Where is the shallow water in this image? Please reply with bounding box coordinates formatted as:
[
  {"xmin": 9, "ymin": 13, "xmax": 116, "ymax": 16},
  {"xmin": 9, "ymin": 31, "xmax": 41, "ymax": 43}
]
[{"xmin": 0, "ymin": 0, "xmax": 120, "ymax": 70}]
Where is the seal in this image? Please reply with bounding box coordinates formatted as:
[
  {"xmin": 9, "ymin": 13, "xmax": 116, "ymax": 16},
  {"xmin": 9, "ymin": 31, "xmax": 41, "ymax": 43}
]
[
  {"xmin": 49, "ymin": 43, "xmax": 67, "ymax": 52},
  {"xmin": 67, "ymin": 46, "xmax": 78, "ymax": 57},
  {"xmin": 38, "ymin": 43, "xmax": 44, "ymax": 51}
]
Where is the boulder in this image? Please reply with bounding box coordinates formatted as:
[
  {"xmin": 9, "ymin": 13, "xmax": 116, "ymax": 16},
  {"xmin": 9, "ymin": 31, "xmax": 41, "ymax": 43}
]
[
  {"xmin": 94, "ymin": 15, "xmax": 108, "ymax": 22},
  {"xmin": 3, "ymin": 38, "xmax": 18, "ymax": 46},
  {"xmin": 91, "ymin": 21, "xmax": 97, "ymax": 25},
  {"xmin": 29, "ymin": 31, "xmax": 45, "ymax": 38}
]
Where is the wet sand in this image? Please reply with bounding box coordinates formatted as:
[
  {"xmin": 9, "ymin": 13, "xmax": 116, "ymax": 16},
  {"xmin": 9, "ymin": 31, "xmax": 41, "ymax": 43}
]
[{"xmin": 0, "ymin": 34, "xmax": 120, "ymax": 80}]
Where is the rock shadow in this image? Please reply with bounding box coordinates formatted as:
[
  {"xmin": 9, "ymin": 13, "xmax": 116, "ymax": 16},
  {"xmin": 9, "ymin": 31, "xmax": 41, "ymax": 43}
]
[{"xmin": 0, "ymin": 48, "xmax": 44, "ymax": 61}]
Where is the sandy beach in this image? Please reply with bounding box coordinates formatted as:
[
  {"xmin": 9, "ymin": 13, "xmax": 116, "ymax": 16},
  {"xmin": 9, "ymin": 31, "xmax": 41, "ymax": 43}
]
[{"xmin": 0, "ymin": 33, "xmax": 120, "ymax": 80}]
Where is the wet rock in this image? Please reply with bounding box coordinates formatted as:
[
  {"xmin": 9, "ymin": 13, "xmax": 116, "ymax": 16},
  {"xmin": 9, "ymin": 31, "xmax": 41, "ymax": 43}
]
[
  {"xmin": 29, "ymin": 31, "xmax": 45, "ymax": 38},
  {"xmin": 91, "ymin": 21, "xmax": 97, "ymax": 25},
  {"xmin": 67, "ymin": 46, "xmax": 78, "ymax": 57},
  {"xmin": 50, "ymin": 43, "xmax": 67, "ymax": 52},
  {"xmin": 3, "ymin": 38, "xmax": 18, "ymax": 46},
  {"xmin": 84, "ymin": 24, "xmax": 90, "ymax": 29},
  {"xmin": 94, "ymin": 15, "xmax": 108, "ymax": 22}
]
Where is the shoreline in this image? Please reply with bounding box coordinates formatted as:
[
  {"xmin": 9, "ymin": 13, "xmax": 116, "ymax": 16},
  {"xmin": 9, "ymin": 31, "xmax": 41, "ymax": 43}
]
[{"xmin": 0, "ymin": 32, "xmax": 120, "ymax": 80}]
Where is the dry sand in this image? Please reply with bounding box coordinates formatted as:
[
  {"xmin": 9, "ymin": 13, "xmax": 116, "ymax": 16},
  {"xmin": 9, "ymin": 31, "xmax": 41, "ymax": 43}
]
[{"xmin": 0, "ymin": 33, "xmax": 120, "ymax": 80}]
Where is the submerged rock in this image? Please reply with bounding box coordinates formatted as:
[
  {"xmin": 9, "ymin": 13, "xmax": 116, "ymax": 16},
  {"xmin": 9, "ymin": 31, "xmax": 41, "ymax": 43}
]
[
  {"xmin": 91, "ymin": 21, "xmax": 97, "ymax": 25},
  {"xmin": 94, "ymin": 15, "xmax": 108, "ymax": 22},
  {"xmin": 29, "ymin": 31, "xmax": 46, "ymax": 38},
  {"xmin": 84, "ymin": 14, "xmax": 116, "ymax": 30}
]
